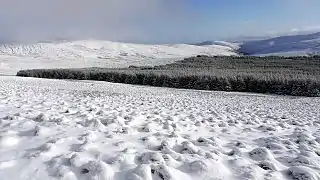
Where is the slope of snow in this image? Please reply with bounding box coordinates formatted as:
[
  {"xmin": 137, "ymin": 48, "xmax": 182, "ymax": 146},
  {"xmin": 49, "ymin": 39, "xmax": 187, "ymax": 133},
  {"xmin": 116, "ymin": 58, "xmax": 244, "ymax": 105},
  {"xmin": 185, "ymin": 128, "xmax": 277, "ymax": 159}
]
[
  {"xmin": 239, "ymin": 32, "xmax": 320, "ymax": 56},
  {"xmin": 193, "ymin": 40, "xmax": 241, "ymax": 50},
  {"xmin": 256, "ymin": 50, "xmax": 320, "ymax": 57},
  {"xmin": 1, "ymin": 76, "xmax": 320, "ymax": 180},
  {"xmin": 0, "ymin": 40, "xmax": 237, "ymax": 75}
]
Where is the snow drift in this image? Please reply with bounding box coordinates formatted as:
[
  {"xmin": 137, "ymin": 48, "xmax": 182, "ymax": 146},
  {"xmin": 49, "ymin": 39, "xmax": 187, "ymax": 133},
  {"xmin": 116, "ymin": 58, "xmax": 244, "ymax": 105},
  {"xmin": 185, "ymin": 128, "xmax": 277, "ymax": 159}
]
[{"xmin": 0, "ymin": 76, "xmax": 320, "ymax": 180}]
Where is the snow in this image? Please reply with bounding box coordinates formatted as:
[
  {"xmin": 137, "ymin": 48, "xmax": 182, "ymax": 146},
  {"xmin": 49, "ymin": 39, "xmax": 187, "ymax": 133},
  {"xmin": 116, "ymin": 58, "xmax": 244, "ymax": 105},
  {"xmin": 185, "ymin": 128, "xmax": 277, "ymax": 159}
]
[
  {"xmin": 212, "ymin": 41, "xmax": 241, "ymax": 50},
  {"xmin": 0, "ymin": 40, "xmax": 237, "ymax": 75},
  {"xmin": 1, "ymin": 76, "xmax": 320, "ymax": 180},
  {"xmin": 256, "ymin": 50, "xmax": 318, "ymax": 57},
  {"xmin": 195, "ymin": 40, "xmax": 241, "ymax": 50},
  {"xmin": 239, "ymin": 32, "xmax": 320, "ymax": 56}
]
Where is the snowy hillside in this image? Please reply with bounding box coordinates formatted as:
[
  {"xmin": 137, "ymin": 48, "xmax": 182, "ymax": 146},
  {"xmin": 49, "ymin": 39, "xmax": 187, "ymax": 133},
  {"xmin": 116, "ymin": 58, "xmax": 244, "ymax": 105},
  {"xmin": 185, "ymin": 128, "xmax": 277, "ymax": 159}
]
[
  {"xmin": 1, "ymin": 76, "xmax": 320, "ymax": 180},
  {"xmin": 193, "ymin": 40, "xmax": 240, "ymax": 50},
  {"xmin": 0, "ymin": 40, "xmax": 237, "ymax": 75},
  {"xmin": 239, "ymin": 32, "xmax": 320, "ymax": 56}
]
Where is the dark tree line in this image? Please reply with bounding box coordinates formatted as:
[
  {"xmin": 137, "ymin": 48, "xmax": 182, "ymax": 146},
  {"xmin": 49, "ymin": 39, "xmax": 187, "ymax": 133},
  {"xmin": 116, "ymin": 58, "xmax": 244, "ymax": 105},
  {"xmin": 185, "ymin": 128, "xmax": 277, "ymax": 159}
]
[{"xmin": 17, "ymin": 55, "xmax": 320, "ymax": 97}]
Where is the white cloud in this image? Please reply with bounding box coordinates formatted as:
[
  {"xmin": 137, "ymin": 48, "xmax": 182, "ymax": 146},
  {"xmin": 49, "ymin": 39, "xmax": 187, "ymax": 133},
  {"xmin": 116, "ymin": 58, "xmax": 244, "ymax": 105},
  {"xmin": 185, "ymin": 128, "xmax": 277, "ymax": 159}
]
[
  {"xmin": 0, "ymin": 0, "xmax": 188, "ymax": 42},
  {"xmin": 290, "ymin": 25, "xmax": 320, "ymax": 33}
]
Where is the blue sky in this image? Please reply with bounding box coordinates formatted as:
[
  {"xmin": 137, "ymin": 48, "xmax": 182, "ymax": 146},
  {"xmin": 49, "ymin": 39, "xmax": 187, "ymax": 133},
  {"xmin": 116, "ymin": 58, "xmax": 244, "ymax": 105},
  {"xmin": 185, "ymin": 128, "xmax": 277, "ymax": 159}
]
[
  {"xmin": 0, "ymin": 0, "xmax": 320, "ymax": 43},
  {"xmin": 181, "ymin": 0, "xmax": 320, "ymax": 39}
]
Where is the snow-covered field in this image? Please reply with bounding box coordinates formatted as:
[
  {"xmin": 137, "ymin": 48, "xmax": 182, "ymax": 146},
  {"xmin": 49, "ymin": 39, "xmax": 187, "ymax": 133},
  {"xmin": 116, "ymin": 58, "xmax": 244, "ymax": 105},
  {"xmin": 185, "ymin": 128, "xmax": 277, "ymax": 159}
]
[
  {"xmin": 1, "ymin": 76, "xmax": 320, "ymax": 180},
  {"xmin": 0, "ymin": 40, "xmax": 237, "ymax": 75}
]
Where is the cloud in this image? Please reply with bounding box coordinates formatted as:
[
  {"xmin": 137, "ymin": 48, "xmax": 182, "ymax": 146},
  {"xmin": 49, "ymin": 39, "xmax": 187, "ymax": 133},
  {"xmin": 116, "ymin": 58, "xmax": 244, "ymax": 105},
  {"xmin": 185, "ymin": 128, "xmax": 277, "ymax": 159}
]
[
  {"xmin": 290, "ymin": 25, "xmax": 320, "ymax": 33},
  {"xmin": 1, "ymin": 0, "xmax": 318, "ymax": 43},
  {"xmin": 0, "ymin": 0, "xmax": 188, "ymax": 43}
]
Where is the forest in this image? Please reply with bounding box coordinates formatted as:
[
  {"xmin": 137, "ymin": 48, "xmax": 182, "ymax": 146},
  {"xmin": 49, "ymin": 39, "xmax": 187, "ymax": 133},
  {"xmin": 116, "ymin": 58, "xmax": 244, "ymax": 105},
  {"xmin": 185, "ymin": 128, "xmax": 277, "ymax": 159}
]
[{"xmin": 17, "ymin": 55, "xmax": 320, "ymax": 97}]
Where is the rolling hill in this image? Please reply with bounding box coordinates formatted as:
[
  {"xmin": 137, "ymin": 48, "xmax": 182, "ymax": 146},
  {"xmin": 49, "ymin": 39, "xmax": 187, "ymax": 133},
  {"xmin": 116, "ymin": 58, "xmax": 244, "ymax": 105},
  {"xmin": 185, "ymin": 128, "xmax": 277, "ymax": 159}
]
[
  {"xmin": 0, "ymin": 40, "xmax": 237, "ymax": 75},
  {"xmin": 195, "ymin": 32, "xmax": 320, "ymax": 56},
  {"xmin": 238, "ymin": 32, "xmax": 320, "ymax": 56}
]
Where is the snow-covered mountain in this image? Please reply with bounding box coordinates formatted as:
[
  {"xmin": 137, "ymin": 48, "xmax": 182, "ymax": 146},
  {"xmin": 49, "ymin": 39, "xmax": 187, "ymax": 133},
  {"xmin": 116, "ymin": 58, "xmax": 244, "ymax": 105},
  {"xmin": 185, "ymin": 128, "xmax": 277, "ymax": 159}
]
[
  {"xmin": 0, "ymin": 40, "xmax": 237, "ymax": 75},
  {"xmin": 239, "ymin": 32, "xmax": 320, "ymax": 56},
  {"xmin": 193, "ymin": 40, "xmax": 240, "ymax": 50}
]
